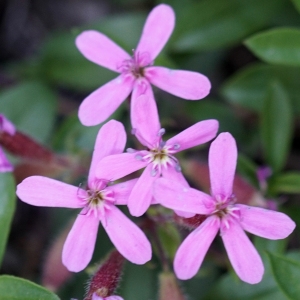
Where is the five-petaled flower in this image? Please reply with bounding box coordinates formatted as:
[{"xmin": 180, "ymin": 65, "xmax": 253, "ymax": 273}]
[
  {"xmin": 0, "ymin": 114, "xmax": 16, "ymax": 172},
  {"xmin": 76, "ymin": 4, "xmax": 211, "ymax": 126},
  {"xmin": 96, "ymin": 95, "xmax": 218, "ymax": 217},
  {"xmin": 154, "ymin": 132, "xmax": 296, "ymax": 284},
  {"xmin": 16, "ymin": 120, "xmax": 151, "ymax": 272}
]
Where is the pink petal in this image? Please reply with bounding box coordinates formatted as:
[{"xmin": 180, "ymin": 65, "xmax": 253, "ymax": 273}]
[
  {"xmin": 96, "ymin": 153, "xmax": 147, "ymax": 181},
  {"xmin": 166, "ymin": 120, "xmax": 219, "ymax": 153},
  {"xmin": 128, "ymin": 164, "xmax": 159, "ymax": 217},
  {"xmin": 93, "ymin": 295, "xmax": 123, "ymax": 300},
  {"xmin": 0, "ymin": 114, "xmax": 16, "ymax": 135},
  {"xmin": 161, "ymin": 168, "xmax": 195, "ymax": 217},
  {"xmin": 131, "ymin": 93, "xmax": 160, "ymax": 149},
  {"xmin": 103, "ymin": 206, "xmax": 152, "ymax": 264},
  {"xmin": 153, "ymin": 178, "xmax": 214, "ymax": 215},
  {"xmin": 106, "ymin": 178, "xmax": 138, "ymax": 205},
  {"xmin": 145, "ymin": 67, "xmax": 211, "ymax": 100},
  {"xmin": 75, "ymin": 30, "xmax": 130, "ymax": 72},
  {"xmin": 16, "ymin": 176, "xmax": 83, "ymax": 208},
  {"xmin": 174, "ymin": 216, "xmax": 220, "ymax": 280},
  {"xmin": 136, "ymin": 4, "xmax": 175, "ymax": 61},
  {"xmin": 221, "ymin": 218, "xmax": 264, "ymax": 284},
  {"xmin": 237, "ymin": 204, "xmax": 296, "ymax": 240},
  {"xmin": 0, "ymin": 147, "xmax": 13, "ymax": 172},
  {"xmin": 209, "ymin": 132, "xmax": 237, "ymax": 199},
  {"xmin": 62, "ymin": 213, "xmax": 99, "ymax": 272},
  {"xmin": 88, "ymin": 120, "xmax": 126, "ymax": 184},
  {"xmin": 78, "ymin": 75, "xmax": 134, "ymax": 126}
]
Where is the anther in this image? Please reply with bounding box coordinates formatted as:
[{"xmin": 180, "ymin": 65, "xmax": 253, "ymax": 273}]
[{"xmin": 158, "ymin": 128, "xmax": 165, "ymax": 137}]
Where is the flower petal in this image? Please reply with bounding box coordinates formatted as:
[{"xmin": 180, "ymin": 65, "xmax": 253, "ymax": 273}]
[
  {"xmin": 166, "ymin": 119, "xmax": 219, "ymax": 152},
  {"xmin": 106, "ymin": 178, "xmax": 138, "ymax": 205},
  {"xmin": 237, "ymin": 204, "xmax": 296, "ymax": 240},
  {"xmin": 153, "ymin": 178, "xmax": 214, "ymax": 215},
  {"xmin": 209, "ymin": 132, "xmax": 237, "ymax": 198},
  {"xmin": 78, "ymin": 75, "xmax": 134, "ymax": 126},
  {"xmin": 128, "ymin": 164, "xmax": 159, "ymax": 217},
  {"xmin": 62, "ymin": 213, "xmax": 99, "ymax": 272},
  {"xmin": 75, "ymin": 30, "xmax": 130, "ymax": 72},
  {"xmin": 174, "ymin": 216, "xmax": 220, "ymax": 280},
  {"xmin": 221, "ymin": 218, "xmax": 264, "ymax": 284},
  {"xmin": 93, "ymin": 295, "xmax": 123, "ymax": 300},
  {"xmin": 103, "ymin": 206, "xmax": 152, "ymax": 264},
  {"xmin": 146, "ymin": 67, "xmax": 211, "ymax": 100},
  {"xmin": 96, "ymin": 153, "xmax": 147, "ymax": 181},
  {"xmin": 0, "ymin": 147, "xmax": 13, "ymax": 172},
  {"xmin": 161, "ymin": 168, "xmax": 195, "ymax": 217},
  {"xmin": 136, "ymin": 4, "xmax": 175, "ymax": 61},
  {"xmin": 16, "ymin": 176, "xmax": 83, "ymax": 208},
  {"xmin": 88, "ymin": 120, "xmax": 126, "ymax": 184},
  {"xmin": 131, "ymin": 93, "xmax": 160, "ymax": 149},
  {"xmin": 0, "ymin": 114, "xmax": 16, "ymax": 135}
]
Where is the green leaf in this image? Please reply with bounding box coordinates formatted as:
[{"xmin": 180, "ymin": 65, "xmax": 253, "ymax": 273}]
[
  {"xmin": 269, "ymin": 172, "xmax": 300, "ymax": 194},
  {"xmin": 291, "ymin": 0, "xmax": 300, "ymax": 13},
  {"xmin": 267, "ymin": 252, "xmax": 300, "ymax": 300},
  {"xmin": 0, "ymin": 275, "xmax": 60, "ymax": 300},
  {"xmin": 0, "ymin": 173, "xmax": 15, "ymax": 266},
  {"xmin": 260, "ymin": 81, "xmax": 293, "ymax": 173},
  {"xmin": 237, "ymin": 154, "xmax": 259, "ymax": 188},
  {"xmin": 40, "ymin": 32, "xmax": 116, "ymax": 92},
  {"xmin": 53, "ymin": 108, "xmax": 123, "ymax": 153},
  {"xmin": 254, "ymin": 236, "xmax": 287, "ymax": 255},
  {"xmin": 221, "ymin": 63, "xmax": 300, "ymax": 114},
  {"xmin": 0, "ymin": 81, "xmax": 57, "ymax": 143},
  {"xmin": 171, "ymin": 0, "xmax": 284, "ymax": 52},
  {"xmin": 119, "ymin": 263, "xmax": 157, "ymax": 300},
  {"xmin": 206, "ymin": 240, "xmax": 287, "ymax": 300},
  {"xmin": 245, "ymin": 28, "xmax": 300, "ymax": 66},
  {"xmin": 183, "ymin": 100, "xmax": 246, "ymax": 142},
  {"xmin": 157, "ymin": 222, "xmax": 181, "ymax": 260}
]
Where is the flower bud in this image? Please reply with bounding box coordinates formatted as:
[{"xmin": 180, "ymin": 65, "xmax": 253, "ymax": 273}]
[
  {"xmin": 84, "ymin": 250, "xmax": 125, "ymax": 300},
  {"xmin": 158, "ymin": 271, "xmax": 186, "ymax": 300}
]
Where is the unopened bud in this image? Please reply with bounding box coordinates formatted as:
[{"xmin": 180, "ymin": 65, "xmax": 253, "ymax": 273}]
[
  {"xmin": 173, "ymin": 213, "xmax": 206, "ymax": 230},
  {"xmin": 0, "ymin": 131, "xmax": 54, "ymax": 163},
  {"xmin": 159, "ymin": 272, "xmax": 186, "ymax": 300},
  {"xmin": 84, "ymin": 250, "xmax": 125, "ymax": 300}
]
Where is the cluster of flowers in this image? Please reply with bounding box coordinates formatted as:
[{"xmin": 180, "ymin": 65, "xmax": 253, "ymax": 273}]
[{"xmin": 6, "ymin": 3, "xmax": 295, "ymax": 299}]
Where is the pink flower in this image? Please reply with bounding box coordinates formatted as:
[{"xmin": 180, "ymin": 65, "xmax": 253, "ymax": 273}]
[
  {"xmin": 154, "ymin": 132, "xmax": 295, "ymax": 284},
  {"xmin": 76, "ymin": 4, "xmax": 211, "ymax": 126},
  {"xmin": 0, "ymin": 114, "xmax": 16, "ymax": 172},
  {"xmin": 16, "ymin": 120, "xmax": 151, "ymax": 272},
  {"xmin": 96, "ymin": 95, "xmax": 218, "ymax": 217},
  {"xmin": 92, "ymin": 294, "xmax": 123, "ymax": 300}
]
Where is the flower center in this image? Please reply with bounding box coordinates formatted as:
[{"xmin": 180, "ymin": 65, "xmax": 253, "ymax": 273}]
[
  {"xmin": 212, "ymin": 194, "xmax": 240, "ymax": 228},
  {"xmin": 119, "ymin": 50, "xmax": 152, "ymax": 79},
  {"xmin": 79, "ymin": 180, "xmax": 115, "ymax": 221},
  {"xmin": 130, "ymin": 128, "xmax": 181, "ymax": 176}
]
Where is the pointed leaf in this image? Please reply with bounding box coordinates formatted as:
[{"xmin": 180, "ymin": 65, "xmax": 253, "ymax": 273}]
[
  {"xmin": 171, "ymin": 0, "xmax": 284, "ymax": 52},
  {"xmin": 0, "ymin": 173, "xmax": 15, "ymax": 266},
  {"xmin": 0, "ymin": 275, "xmax": 60, "ymax": 300},
  {"xmin": 221, "ymin": 63, "xmax": 300, "ymax": 114},
  {"xmin": 0, "ymin": 81, "xmax": 57, "ymax": 143},
  {"xmin": 269, "ymin": 172, "xmax": 300, "ymax": 194},
  {"xmin": 245, "ymin": 28, "xmax": 300, "ymax": 66},
  {"xmin": 291, "ymin": 0, "xmax": 300, "ymax": 13},
  {"xmin": 267, "ymin": 252, "xmax": 300, "ymax": 300},
  {"xmin": 261, "ymin": 81, "xmax": 293, "ymax": 173}
]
